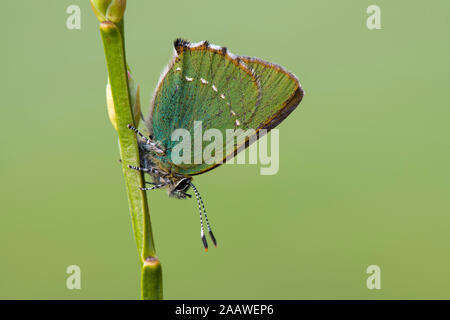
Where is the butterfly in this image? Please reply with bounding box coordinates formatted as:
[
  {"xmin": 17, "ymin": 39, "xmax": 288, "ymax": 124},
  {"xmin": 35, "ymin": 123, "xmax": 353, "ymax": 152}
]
[{"xmin": 127, "ymin": 39, "xmax": 304, "ymax": 251}]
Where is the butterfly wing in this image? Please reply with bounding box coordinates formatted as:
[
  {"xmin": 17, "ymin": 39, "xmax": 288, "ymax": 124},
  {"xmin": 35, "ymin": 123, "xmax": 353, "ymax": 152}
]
[
  {"xmin": 147, "ymin": 39, "xmax": 304, "ymax": 176},
  {"xmin": 239, "ymin": 56, "xmax": 304, "ymax": 132}
]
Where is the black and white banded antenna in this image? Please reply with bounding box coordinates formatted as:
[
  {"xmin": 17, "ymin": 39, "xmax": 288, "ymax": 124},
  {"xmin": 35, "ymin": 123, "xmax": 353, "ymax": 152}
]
[{"xmin": 189, "ymin": 182, "xmax": 217, "ymax": 251}]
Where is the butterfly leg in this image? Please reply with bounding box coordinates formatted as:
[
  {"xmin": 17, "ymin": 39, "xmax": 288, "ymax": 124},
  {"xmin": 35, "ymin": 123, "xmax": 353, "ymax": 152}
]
[
  {"xmin": 140, "ymin": 183, "xmax": 166, "ymax": 191},
  {"xmin": 127, "ymin": 164, "xmax": 150, "ymax": 172},
  {"xmin": 127, "ymin": 124, "xmax": 151, "ymax": 141},
  {"xmin": 127, "ymin": 124, "xmax": 165, "ymax": 155},
  {"xmin": 127, "ymin": 165, "xmax": 167, "ymax": 179}
]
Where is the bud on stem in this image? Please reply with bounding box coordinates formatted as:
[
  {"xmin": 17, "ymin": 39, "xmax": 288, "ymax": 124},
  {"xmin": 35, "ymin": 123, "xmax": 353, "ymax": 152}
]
[{"xmin": 107, "ymin": 70, "xmax": 141, "ymax": 130}]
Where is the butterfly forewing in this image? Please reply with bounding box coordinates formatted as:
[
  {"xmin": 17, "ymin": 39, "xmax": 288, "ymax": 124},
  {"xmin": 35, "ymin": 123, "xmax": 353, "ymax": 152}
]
[{"xmin": 150, "ymin": 41, "xmax": 260, "ymax": 174}]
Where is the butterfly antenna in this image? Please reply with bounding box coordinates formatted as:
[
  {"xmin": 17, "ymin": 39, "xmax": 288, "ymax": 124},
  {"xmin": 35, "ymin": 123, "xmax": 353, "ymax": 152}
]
[
  {"xmin": 191, "ymin": 182, "xmax": 208, "ymax": 251},
  {"xmin": 189, "ymin": 182, "xmax": 217, "ymax": 249}
]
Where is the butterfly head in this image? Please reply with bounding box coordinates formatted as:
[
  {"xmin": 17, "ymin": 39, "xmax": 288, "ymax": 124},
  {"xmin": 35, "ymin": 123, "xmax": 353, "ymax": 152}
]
[{"xmin": 168, "ymin": 176, "xmax": 192, "ymax": 199}]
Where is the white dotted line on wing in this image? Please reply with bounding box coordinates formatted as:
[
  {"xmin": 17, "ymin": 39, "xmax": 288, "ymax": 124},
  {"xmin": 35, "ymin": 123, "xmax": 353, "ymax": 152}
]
[
  {"xmin": 174, "ymin": 66, "xmax": 241, "ymax": 127},
  {"xmin": 150, "ymin": 39, "xmax": 265, "ymax": 135},
  {"xmin": 184, "ymin": 40, "xmax": 262, "ymax": 108}
]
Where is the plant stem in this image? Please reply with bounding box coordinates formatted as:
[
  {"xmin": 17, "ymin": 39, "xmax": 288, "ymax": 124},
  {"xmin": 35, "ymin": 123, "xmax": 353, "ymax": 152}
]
[
  {"xmin": 98, "ymin": 19, "xmax": 162, "ymax": 299},
  {"xmin": 141, "ymin": 257, "xmax": 163, "ymax": 300}
]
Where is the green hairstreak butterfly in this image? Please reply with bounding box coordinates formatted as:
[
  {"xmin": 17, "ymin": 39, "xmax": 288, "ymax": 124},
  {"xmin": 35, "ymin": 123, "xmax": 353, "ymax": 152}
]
[{"xmin": 127, "ymin": 39, "xmax": 304, "ymax": 251}]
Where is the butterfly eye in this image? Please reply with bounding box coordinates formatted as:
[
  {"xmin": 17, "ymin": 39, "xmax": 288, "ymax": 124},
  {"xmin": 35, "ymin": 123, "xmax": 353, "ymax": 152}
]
[{"xmin": 174, "ymin": 178, "xmax": 190, "ymax": 192}]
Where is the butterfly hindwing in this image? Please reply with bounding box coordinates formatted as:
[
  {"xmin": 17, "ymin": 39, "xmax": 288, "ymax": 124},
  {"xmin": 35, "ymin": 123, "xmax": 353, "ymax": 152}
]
[{"xmin": 239, "ymin": 56, "xmax": 304, "ymax": 131}]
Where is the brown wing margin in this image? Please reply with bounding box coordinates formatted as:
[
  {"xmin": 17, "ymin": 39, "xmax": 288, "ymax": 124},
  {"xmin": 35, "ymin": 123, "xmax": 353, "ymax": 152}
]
[
  {"xmin": 240, "ymin": 56, "xmax": 304, "ymax": 130},
  {"xmin": 173, "ymin": 39, "xmax": 260, "ymax": 86}
]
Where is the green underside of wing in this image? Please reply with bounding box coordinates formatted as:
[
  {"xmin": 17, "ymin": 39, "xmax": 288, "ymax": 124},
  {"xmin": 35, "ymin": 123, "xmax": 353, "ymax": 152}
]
[
  {"xmin": 150, "ymin": 46, "xmax": 300, "ymax": 176},
  {"xmin": 243, "ymin": 59, "xmax": 299, "ymax": 129}
]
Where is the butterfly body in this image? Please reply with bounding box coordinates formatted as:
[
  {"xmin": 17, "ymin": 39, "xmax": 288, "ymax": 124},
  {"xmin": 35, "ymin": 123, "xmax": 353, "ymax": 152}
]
[
  {"xmin": 129, "ymin": 39, "xmax": 304, "ymax": 250},
  {"xmin": 135, "ymin": 134, "xmax": 192, "ymax": 199}
]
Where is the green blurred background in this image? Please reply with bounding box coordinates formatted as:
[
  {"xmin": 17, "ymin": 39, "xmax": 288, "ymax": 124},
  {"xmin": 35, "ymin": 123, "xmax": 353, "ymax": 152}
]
[{"xmin": 1, "ymin": 0, "xmax": 449, "ymax": 299}]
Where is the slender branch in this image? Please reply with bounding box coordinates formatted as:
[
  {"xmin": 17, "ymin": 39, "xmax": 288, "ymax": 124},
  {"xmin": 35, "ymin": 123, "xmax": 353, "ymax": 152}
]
[{"xmin": 91, "ymin": 0, "xmax": 162, "ymax": 300}]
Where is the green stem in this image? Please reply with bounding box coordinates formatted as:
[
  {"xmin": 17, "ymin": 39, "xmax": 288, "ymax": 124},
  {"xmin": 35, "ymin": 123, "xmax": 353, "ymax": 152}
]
[
  {"xmin": 141, "ymin": 257, "xmax": 163, "ymax": 300},
  {"xmin": 98, "ymin": 20, "xmax": 162, "ymax": 299}
]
